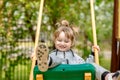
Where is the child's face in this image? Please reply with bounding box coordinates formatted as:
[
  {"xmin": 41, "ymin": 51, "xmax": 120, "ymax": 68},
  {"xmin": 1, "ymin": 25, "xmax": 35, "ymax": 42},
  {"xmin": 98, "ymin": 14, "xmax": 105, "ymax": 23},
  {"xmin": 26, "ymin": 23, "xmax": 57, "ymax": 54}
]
[{"xmin": 55, "ymin": 31, "xmax": 72, "ymax": 51}]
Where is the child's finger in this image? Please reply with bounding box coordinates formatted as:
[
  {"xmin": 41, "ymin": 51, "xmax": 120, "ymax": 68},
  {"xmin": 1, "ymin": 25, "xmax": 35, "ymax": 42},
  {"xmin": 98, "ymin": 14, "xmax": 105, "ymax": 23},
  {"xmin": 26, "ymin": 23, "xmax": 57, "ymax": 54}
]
[{"xmin": 92, "ymin": 45, "xmax": 100, "ymax": 52}]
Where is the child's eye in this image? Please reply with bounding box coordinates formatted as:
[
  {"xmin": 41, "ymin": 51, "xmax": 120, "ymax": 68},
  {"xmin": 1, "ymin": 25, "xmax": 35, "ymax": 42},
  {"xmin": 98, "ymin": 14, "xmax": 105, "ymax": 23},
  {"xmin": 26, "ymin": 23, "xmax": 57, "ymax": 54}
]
[
  {"xmin": 57, "ymin": 39, "xmax": 62, "ymax": 42},
  {"xmin": 65, "ymin": 40, "xmax": 69, "ymax": 43}
]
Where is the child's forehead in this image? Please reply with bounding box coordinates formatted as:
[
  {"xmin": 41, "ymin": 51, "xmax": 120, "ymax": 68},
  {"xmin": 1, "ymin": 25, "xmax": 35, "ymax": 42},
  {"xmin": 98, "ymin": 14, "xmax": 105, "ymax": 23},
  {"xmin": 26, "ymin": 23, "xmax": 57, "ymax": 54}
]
[
  {"xmin": 56, "ymin": 32, "xmax": 71, "ymax": 38},
  {"xmin": 58, "ymin": 31, "xmax": 69, "ymax": 36},
  {"xmin": 56, "ymin": 36, "xmax": 71, "ymax": 41}
]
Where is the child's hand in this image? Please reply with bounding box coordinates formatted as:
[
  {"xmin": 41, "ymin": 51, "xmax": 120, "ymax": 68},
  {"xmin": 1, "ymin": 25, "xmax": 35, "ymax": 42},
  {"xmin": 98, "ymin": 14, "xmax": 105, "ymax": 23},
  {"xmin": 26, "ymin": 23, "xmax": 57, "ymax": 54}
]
[
  {"xmin": 30, "ymin": 52, "xmax": 35, "ymax": 60},
  {"xmin": 92, "ymin": 45, "xmax": 100, "ymax": 52}
]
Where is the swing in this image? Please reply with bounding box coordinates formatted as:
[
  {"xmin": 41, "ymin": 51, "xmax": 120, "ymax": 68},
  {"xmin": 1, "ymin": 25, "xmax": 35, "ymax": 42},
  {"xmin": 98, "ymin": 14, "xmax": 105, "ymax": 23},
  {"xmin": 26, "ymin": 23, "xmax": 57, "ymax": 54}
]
[
  {"xmin": 34, "ymin": 64, "xmax": 95, "ymax": 80},
  {"xmin": 29, "ymin": 0, "xmax": 99, "ymax": 80}
]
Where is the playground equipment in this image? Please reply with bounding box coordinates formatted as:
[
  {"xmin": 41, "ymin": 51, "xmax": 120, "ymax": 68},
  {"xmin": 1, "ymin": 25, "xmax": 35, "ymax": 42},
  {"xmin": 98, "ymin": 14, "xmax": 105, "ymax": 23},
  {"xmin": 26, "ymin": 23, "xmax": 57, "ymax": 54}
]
[
  {"xmin": 119, "ymin": 0, "xmax": 120, "ymax": 39},
  {"xmin": 29, "ymin": 0, "xmax": 44, "ymax": 80},
  {"xmin": 34, "ymin": 64, "xmax": 95, "ymax": 80},
  {"xmin": 111, "ymin": 0, "xmax": 120, "ymax": 71},
  {"xmin": 29, "ymin": 0, "xmax": 99, "ymax": 80},
  {"xmin": 90, "ymin": 0, "xmax": 99, "ymax": 65},
  {"xmin": 117, "ymin": 0, "xmax": 120, "ymax": 70}
]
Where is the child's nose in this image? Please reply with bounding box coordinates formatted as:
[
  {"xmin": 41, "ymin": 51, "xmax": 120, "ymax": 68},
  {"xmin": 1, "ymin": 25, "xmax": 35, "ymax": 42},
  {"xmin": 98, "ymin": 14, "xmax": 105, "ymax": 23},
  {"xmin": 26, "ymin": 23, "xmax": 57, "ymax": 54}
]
[{"xmin": 61, "ymin": 41, "xmax": 65, "ymax": 45}]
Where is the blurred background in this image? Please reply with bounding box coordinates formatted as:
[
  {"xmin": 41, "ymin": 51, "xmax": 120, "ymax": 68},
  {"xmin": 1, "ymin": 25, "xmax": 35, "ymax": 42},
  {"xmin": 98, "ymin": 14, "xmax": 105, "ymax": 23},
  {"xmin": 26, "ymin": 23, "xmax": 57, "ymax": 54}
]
[{"xmin": 0, "ymin": 0, "xmax": 114, "ymax": 80}]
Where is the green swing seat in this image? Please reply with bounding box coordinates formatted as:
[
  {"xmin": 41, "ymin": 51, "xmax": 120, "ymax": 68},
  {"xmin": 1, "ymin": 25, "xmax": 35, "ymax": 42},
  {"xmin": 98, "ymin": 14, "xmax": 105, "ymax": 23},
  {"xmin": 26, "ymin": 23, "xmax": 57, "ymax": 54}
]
[{"xmin": 33, "ymin": 63, "xmax": 95, "ymax": 80}]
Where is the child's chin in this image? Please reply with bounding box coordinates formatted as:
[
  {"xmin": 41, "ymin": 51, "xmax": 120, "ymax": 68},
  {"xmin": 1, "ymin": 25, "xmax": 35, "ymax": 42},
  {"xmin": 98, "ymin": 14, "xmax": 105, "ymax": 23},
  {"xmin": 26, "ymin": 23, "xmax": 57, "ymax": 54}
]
[{"xmin": 59, "ymin": 49, "xmax": 68, "ymax": 52}]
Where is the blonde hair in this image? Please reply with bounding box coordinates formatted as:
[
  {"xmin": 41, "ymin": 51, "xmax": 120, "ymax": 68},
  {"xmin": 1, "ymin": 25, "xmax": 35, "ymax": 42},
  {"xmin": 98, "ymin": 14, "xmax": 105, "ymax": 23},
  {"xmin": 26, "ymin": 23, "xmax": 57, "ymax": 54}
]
[{"xmin": 53, "ymin": 20, "xmax": 78, "ymax": 47}]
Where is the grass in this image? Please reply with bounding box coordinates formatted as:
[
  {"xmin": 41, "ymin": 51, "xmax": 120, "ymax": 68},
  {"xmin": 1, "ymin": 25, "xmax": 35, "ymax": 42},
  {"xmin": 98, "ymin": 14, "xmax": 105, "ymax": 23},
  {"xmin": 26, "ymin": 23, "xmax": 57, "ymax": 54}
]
[
  {"xmin": 100, "ymin": 58, "xmax": 111, "ymax": 70},
  {"xmin": 13, "ymin": 64, "xmax": 30, "ymax": 80}
]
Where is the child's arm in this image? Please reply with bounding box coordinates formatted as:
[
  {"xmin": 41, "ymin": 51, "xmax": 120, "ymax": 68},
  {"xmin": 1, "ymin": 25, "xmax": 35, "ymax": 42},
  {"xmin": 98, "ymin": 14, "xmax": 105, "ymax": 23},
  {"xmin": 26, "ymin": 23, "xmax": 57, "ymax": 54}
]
[{"xmin": 86, "ymin": 45, "xmax": 100, "ymax": 63}]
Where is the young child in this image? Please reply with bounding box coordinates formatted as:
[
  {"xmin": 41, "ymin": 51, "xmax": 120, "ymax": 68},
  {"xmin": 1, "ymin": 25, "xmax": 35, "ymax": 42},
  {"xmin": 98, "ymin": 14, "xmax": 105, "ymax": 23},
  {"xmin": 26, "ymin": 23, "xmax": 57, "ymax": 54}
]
[{"xmin": 36, "ymin": 20, "xmax": 120, "ymax": 80}]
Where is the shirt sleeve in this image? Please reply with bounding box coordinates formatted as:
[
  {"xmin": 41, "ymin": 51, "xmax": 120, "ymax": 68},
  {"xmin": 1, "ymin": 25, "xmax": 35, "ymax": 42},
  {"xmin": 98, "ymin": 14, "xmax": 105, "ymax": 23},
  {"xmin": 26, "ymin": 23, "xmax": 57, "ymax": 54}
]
[
  {"xmin": 48, "ymin": 52, "xmax": 64, "ymax": 68},
  {"xmin": 73, "ymin": 53, "xmax": 85, "ymax": 64},
  {"xmin": 86, "ymin": 54, "xmax": 94, "ymax": 63}
]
